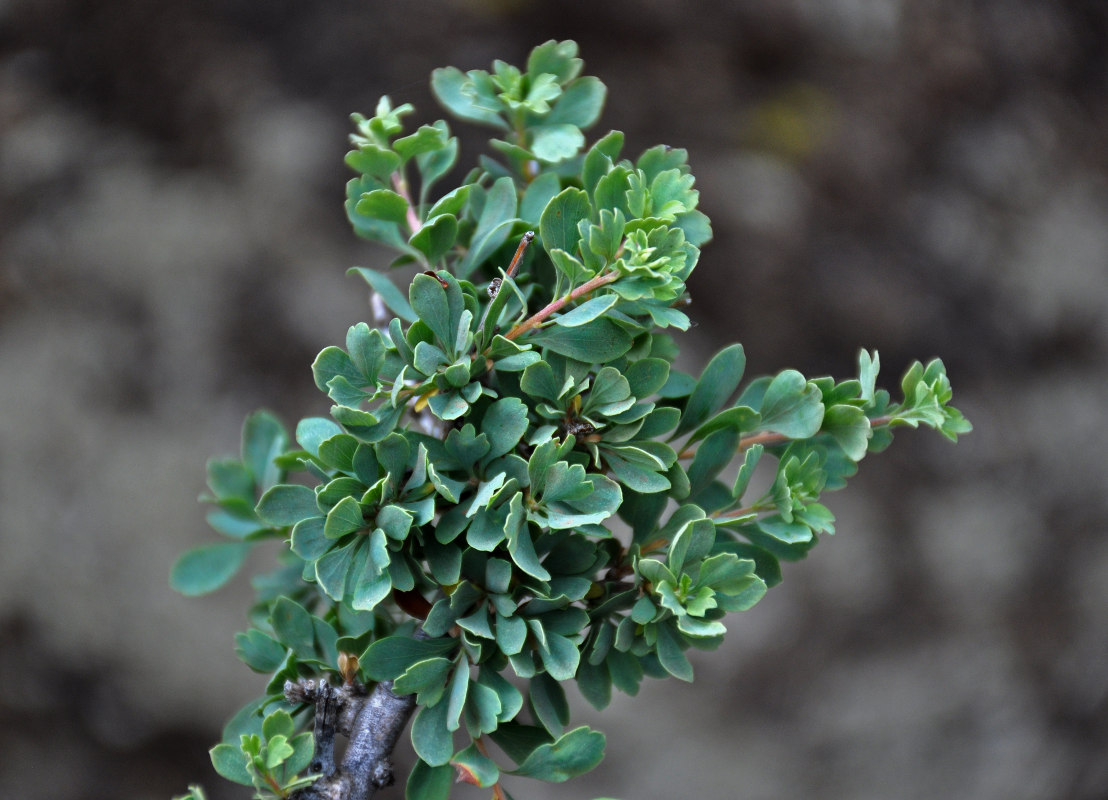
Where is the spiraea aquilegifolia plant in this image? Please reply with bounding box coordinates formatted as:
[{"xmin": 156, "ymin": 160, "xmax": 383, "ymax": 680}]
[{"xmin": 171, "ymin": 40, "xmax": 970, "ymax": 800}]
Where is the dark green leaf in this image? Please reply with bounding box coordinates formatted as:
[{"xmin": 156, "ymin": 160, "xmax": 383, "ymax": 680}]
[
  {"xmin": 530, "ymin": 316, "xmax": 632, "ymax": 362},
  {"xmin": 675, "ymin": 344, "xmax": 746, "ymax": 437},
  {"xmin": 530, "ymin": 673, "xmax": 569, "ymax": 736},
  {"xmin": 575, "ymin": 659, "xmax": 612, "ymax": 710},
  {"xmin": 656, "ymin": 623, "xmax": 693, "ymax": 681},
  {"xmin": 362, "ymin": 635, "xmax": 459, "ymax": 681},
  {"xmin": 510, "ymin": 726, "xmax": 606, "ymax": 782},
  {"xmin": 406, "ymin": 759, "xmax": 453, "ymax": 800},
  {"xmin": 687, "ymin": 428, "xmax": 740, "ymax": 498}
]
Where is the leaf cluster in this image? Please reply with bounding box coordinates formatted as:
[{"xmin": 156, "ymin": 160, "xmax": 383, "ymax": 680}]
[{"xmin": 173, "ymin": 41, "xmax": 969, "ymax": 800}]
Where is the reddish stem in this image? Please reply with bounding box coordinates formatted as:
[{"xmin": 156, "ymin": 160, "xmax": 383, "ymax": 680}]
[
  {"xmin": 504, "ymin": 271, "xmax": 620, "ymax": 341},
  {"xmin": 391, "ymin": 172, "xmax": 422, "ymax": 237},
  {"xmin": 677, "ymin": 414, "xmax": 894, "ymax": 460}
]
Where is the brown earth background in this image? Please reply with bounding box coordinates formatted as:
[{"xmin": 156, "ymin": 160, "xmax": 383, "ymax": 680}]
[{"xmin": 2, "ymin": 1, "xmax": 1107, "ymax": 799}]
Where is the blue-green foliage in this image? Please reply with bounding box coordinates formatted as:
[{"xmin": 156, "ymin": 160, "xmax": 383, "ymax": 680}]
[{"xmin": 173, "ymin": 40, "xmax": 970, "ymax": 800}]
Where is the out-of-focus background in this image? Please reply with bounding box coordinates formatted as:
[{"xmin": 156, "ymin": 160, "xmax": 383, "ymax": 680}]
[{"xmin": 2, "ymin": 1, "xmax": 1106, "ymax": 798}]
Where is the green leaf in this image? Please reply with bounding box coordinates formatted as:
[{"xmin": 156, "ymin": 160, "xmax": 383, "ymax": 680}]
[
  {"xmin": 414, "ymin": 122, "xmax": 456, "ymax": 184},
  {"xmin": 234, "ymin": 629, "xmax": 287, "ymax": 673},
  {"xmin": 290, "ymin": 516, "xmax": 329, "ymax": 560},
  {"xmin": 411, "ymin": 700, "xmax": 454, "ymax": 767},
  {"xmin": 656, "ymin": 622, "xmax": 693, "ymax": 681},
  {"xmin": 348, "ymin": 267, "xmax": 418, "ymax": 322},
  {"xmin": 315, "ymin": 538, "xmax": 357, "ymax": 601},
  {"xmin": 496, "ymin": 612, "xmax": 528, "ymax": 656},
  {"xmin": 209, "ymin": 743, "xmax": 252, "ymax": 786},
  {"xmin": 858, "ymin": 349, "xmax": 879, "ymax": 404},
  {"xmin": 170, "ymin": 542, "xmax": 252, "ymax": 596},
  {"xmin": 537, "ymin": 632, "xmax": 580, "ymax": 681},
  {"xmin": 394, "ymin": 124, "xmax": 449, "ymax": 163},
  {"xmin": 409, "ymin": 214, "xmax": 458, "ymax": 264},
  {"xmin": 350, "ymin": 530, "xmax": 392, "ymax": 610},
  {"xmin": 241, "ymin": 411, "xmax": 287, "ymax": 491},
  {"xmin": 356, "ymin": 189, "xmax": 409, "ymax": 223},
  {"xmin": 527, "ymin": 40, "xmax": 583, "ymax": 83},
  {"xmin": 345, "ymin": 142, "xmax": 400, "ymax": 180},
  {"xmin": 270, "ymin": 597, "xmax": 314, "ymax": 655},
  {"xmin": 823, "ymin": 404, "xmax": 871, "ymax": 461},
  {"xmin": 461, "ymin": 176, "xmax": 518, "ymax": 277},
  {"xmin": 731, "ymin": 443, "xmax": 764, "ymax": 500},
  {"xmin": 531, "ymin": 123, "xmax": 585, "ymax": 162},
  {"xmin": 410, "ymin": 272, "xmax": 454, "ymax": 345},
  {"xmin": 520, "ymin": 171, "xmax": 562, "ymax": 224},
  {"xmin": 582, "ymin": 130, "xmax": 624, "ymax": 195},
  {"xmin": 686, "ymin": 428, "xmax": 740, "ymax": 498},
  {"xmin": 530, "ymin": 316, "xmax": 632, "ymax": 362},
  {"xmin": 285, "ymin": 731, "xmax": 315, "ymax": 776},
  {"xmin": 530, "ymin": 673, "xmax": 569, "ymax": 736},
  {"xmin": 256, "ymin": 484, "xmax": 319, "ymax": 527},
  {"xmin": 546, "ymin": 76, "xmax": 606, "ymax": 128},
  {"xmin": 362, "ymin": 635, "xmax": 459, "ymax": 681},
  {"xmin": 555, "ymin": 294, "xmax": 617, "ymax": 327},
  {"xmin": 687, "ymin": 405, "xmax": 761, "ymax": 444},
  {"xmin": 758, "ymin": 370, "xmax": 825, "ymax": 438},
  {"xmin": 325, "ymin": 496, "xmax": 365, "ymax": 538},
  {"xmin": 431, "ymin": 66, "xmax": 508, "ymax": 128},
  {"xmin": 508, "ymin": 524, "xmax": 552, "ymax": 582},
  {"xmin": 675, "ymin": 344, "xmax": 746, "ymax": 437},
  {"xmin": 624, "ymin": 358, "xmax": 671, "ymax": 398},
  {"xmin": 394, "ymin": 657, "xmax": 454, "ymax": 696},
  {"xmin": 540, "ymin": 187, "xmax": 591, "ymax": 257},
  {"xmin": 510, "ymin": 726, "xmax": 606, "ymax": 782},
  {"xmin": 261, "ymin": 709, "xmax": 295, "ymax": 742},
  {"xmin": 406, "ymin": 759, "xmax": 453, "ymax": 800},
  {"xmin": 481, "ymin": 397, "xmax": 529, "ymax": 460},
  {"xmin": 575, "ymin": 658, "xmax": 612, "ymax": 710},
  {"xmin": 206, "ymin": 458, "xmax": 254, "ymax": 501},
  {"xmin": 451, "ymin": 742, "xmax": 500, "ymax": 787}
]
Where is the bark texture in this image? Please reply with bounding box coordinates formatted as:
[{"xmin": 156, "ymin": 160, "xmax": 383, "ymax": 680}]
[{"xmin": 285, "ymin": 679, "xmax": 417, "ymax": 800}]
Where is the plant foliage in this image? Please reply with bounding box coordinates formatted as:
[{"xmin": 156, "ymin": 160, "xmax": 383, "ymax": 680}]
[{"xmin": 173, "ymin": 41, "xmax": 969, "ymax": 800}]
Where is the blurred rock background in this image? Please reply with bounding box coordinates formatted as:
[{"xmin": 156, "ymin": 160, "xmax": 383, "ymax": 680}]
[{"xmin": 1, "ymin": 1, "xmax": 1106, "ymax": 798}]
